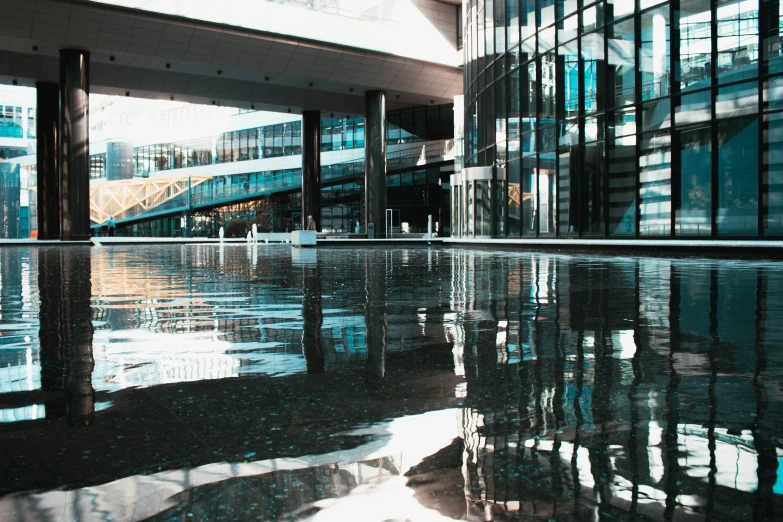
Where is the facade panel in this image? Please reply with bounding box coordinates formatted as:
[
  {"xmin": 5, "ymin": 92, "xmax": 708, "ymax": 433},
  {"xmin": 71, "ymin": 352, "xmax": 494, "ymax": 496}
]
[{"xmin": 457, "ymin": 0, "xmax": 783, "ymax": 240}]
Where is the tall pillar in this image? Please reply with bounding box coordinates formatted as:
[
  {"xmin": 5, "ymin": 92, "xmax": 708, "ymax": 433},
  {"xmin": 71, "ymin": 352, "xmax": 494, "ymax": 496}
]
[
  {"xmin": 301, "ymin": 110, "xmax": 321, "ymax": 231},
  {"xmin": 36, "ymin": 82, "xmax": 59, "ymax": 240},
  {"xmin": 59, "ymin": 49, "xmax": 91, "ymax": 241},
  {"xmin": 301, "ymin": 256, "xmax": 324, "ymax": 374},
  {"xmin": 364, "ymin": 91, "xmax": 387, "ymax": 238}
]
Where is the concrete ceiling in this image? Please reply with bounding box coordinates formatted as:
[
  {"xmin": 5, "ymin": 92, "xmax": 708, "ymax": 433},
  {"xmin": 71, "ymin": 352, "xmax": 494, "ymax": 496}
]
[{"xmin": 0, "ymin": 0, "xmax": 463, "ymax": 114}]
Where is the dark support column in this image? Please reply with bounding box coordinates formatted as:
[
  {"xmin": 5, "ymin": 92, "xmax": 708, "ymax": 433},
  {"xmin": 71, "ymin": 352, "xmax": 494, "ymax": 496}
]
[
  {"xmin": 59, "ymin": 49, "xmax": 91, "ymax": 241},
  {"xmin": 301, "ymin": 110, "xmax": 321, "ymax": 232},
  {"xmin": 36, "ymin": 82, "xmax": 60, "ymax": 240},
  {"xmin": 364, "ymin": 91, "xmax": 387, "ymax": 238}
]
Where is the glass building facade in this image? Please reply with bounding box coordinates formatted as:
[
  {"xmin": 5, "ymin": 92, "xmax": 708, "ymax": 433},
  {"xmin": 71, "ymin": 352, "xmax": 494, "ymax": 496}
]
[{"xmin": 457, "ymin": 0, "xmax": 783, "ymax": 239}]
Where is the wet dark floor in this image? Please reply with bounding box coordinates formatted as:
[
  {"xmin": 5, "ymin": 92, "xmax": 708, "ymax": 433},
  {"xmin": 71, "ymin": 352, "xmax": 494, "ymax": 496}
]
[{"xmin": 0, "ymin": 244, "xmax": 782, "ymax": 521}]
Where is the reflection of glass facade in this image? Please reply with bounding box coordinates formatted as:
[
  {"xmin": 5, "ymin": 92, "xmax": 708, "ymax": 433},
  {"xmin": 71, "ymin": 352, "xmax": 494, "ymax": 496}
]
[{"xmin": 460, "ymin": 0, "xmax": 783, "ymax": 238}]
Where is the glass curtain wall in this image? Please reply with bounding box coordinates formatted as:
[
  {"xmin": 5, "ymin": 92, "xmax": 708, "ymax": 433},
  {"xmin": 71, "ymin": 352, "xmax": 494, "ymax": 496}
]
[{"xmin": 464, "ymin": 0, "xmax": 781, "ymax": 239}]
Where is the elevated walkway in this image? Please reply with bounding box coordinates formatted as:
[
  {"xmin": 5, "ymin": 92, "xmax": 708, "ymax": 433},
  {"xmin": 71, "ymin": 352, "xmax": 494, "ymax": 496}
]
[{"xmin": 90, "ymin": 140, "xmax": 456, "ymax": 228}]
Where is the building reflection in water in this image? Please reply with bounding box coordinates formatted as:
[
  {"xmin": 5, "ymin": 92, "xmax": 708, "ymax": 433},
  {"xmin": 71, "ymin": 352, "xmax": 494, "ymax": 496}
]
[
  {"xmin": 1, "ymin": 247, "xmax": 782, "ymax": 521},
  {"xmin": 450, "ymin": 251, "xmax": 782, "ymax": 520},
  {"xmin": 38, "ymin": 247, "xmax": 95, "ymax": 425}
]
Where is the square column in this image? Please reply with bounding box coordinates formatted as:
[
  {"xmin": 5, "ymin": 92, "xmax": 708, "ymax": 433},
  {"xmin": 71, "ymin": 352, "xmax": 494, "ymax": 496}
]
[
  {"xmin": 59, "ymin": 49, "xmax": 91, "ymax": 241},
  {"xmin": 35, "ymin": 82, "xmax": 59, "ymax": 240},
  {"xmin": 364, "ymin": 91, "xmax": 387, "ymax": 238},
  {"xmin": 301, "ymin": 110, "xmax": 321, "ymax": 231}
]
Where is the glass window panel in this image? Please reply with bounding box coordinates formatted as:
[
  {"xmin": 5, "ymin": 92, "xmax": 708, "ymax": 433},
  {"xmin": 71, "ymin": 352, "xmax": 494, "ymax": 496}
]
[
  {"xmin": 522, "ymin": 61, "xmax": 538, "ymax": 120},
  {"xmin": 639, "ymin": 131, "xmax": 672, "ymax": 235},
  {"xmin": 521, "ymin": 130, "xmax": 537, "ymax": 156},
  {"xmin": 764, "ymin": 75, "xmax": 783, "ymax": 110},
  {"xmin": 539, "ymin": 0, "xmax": 555, "ymax": 28},
  {"xmin": 608, "ymin": 121, "xmax": 637, "ymax": 236},
  {"xmin": 539, "ymin": 149, "xmax": 557, "ymax": 235},
  {"xmin": 585, "ymin": 115, "xmax": 605, "ymax": 142},
  {"xmin": 583, "ymin": 6, "xmax": 598, "ymax": 33},
  {"xmin": 679, "ymin": 0, "xmax": 713, "ymax": 92},
  {"xmin": 541, "ymin": 53, "xmax": 557, "ymax": 121},
  {"xmin": 559, "ymin": 41, "xmax": 580, "ymax": 120},
  {"xmin": 559, "ymin": 13, "xmax": 579, "ymax": 43},
  {"xmin": 495, "ymin": 178, "xmax": 506, "ymax": 236},
  {"xmin": 641, "ymin": 0, "xmax": 668, "ymax": 8},
  {"xmin": 677, "ymin": 125, "xmax": 713, "ymax": 235},
  {"xmin": 560, "ymin": 0, "xmax": 578, "ymax": 19},
  {"xmin": 558, "ymin": 147, "xmax": 578, "ymax": 234},
  {"xmin": 640, "ymin": 6, "xmax": 671, "ymax": 101},
  {"xmin": 584, "ymin": 141, "xmax": 606, "ymax": 235},
  {"xmin": 717, "ymin": 0, "xmax": 759, "ymax": 84},
  {"xmin": 508, "ymin": 160, "xmax": 521, "ymax": 236},
  {"xmin": 559, "ymin": 118, "xmax": 580, "ymax": 147},
  {"xmin": 495, "ymin": 0, "xmax": 506, "ymax": 56},
  {"xmin": 508, "ymin": 69, "xmax": 520, "ymax": 138},
  {"xmin": 522, "ymin": 156, "xmax": 537, "ymax": 235},
  {"xmin": 608, "ymin": 18, "xmax": 636, "ymax": 108},
  {"xmin": 507, "ymin": 0, "xmax": 520, "ymax": 49},
  {"xmin": 476, "ymin": 180, "xmax": 492, "ymax": 236},
  {"xmin": 582, "ymin": 30, "xmax": 605, "ymax": 113},
  {"xmin": 763, "ymin": 0, "xmax": 783, "ymax": 74},
  {"xmin": 765, "ymin": 111, "xmax": 783, "ymax": 234},
  {"xmin": 485, "ymin": 0, "xmax": 494, "ymax": 59},
  {"xmin": 716, "ymin": 81, "xmax": 759, "ymax": 118},
  {"xmin": 718, "ymin": 116, "xmax": 759, "ymax": 235},
  {"xmin": 642, "ymin": 98, "xmax": 672, "ymax": 131},
  {"xmin": 676, "ymin": 90, "xmax": 712, "ymax": 125},
  {"xmin": 608, "ymin": 0, "xmax": 634, "ymax": 21},
  {"xmin": 521, "ymin": 0, "xmax": 536, "ymax": 41},
  {"xmin": 539, "ymin": 26, "xmax": 555, "ymax": 52}
]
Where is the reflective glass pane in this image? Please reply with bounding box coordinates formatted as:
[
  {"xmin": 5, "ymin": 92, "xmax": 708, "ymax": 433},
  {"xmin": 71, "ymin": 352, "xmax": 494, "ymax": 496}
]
[
  {"xmin": 608, "ymin": 0, "xmax": 634, "ymax": 21},
  {"xmin": 765, "ymin": 111, "xmax": 783, "ymax": 234},
  {"xmin": 508, "ymin": 159, "xmax": 521, "ymax": 236},
  {"xmin": 639, "ymin": 131, "xmax": 672, "ymax": 235},
  {"xmin": 716, "ymin": 81, "xmax": 759, "ymax": 118},
  {"xmin": 679, "ymin": 0, "xmax": 713, "ymax": 92},
  {"xmin": 559, "ymin": 0, "xmax": 578, "ymax": 20},
  {"xmin": 521, "ymin": 0, "xmax": 536, "ymax": 41},
  {"xmin": 608, "ymin": 116, "xmax": 637, "ymax": 236},
  {"xmin": 559, "ymin": 13, "xmax": 579, "ymax": 43},
  {"xmin": 558, "ymin": 147, "xmax": 578, "ymax": 234},
  {"xmin": 522, "ymin": 156, "xmax": 537, "ymax": 235},
  {"xmin": 640, "ymin": 6, "xmax": 671, "ymax": 100},
  {"xmin": 508, "ymin": 69, "xmax": 520, "ymax": 138},
  {"xmin": 763, "ymin": 0, "xmax": 783, "ymax": 74},
  {"xmin": 642, "ymin": 98, "xmax": 671, "ymax": 131},
  {"xmin": 676, "ymin": 90, "xmax": 712, "ymax": 125},
  {"xmin": 495, "ymin": 179, "xmax": 506, "ymax": 236},
  {"xmin": 608, "ymin": 18, "xmax": 636, "ymax": 108},
  {"xmin": 677, "ymin": 125, "xmax": 712, "ymax": 235},
  {"xmin": 718, "ymin": 116, "xmax": 759, "ymax": 235},
  {"xmin": 717, "ymin": 0, "xmax": 759, "ymax": 84},
  {"xmin": 539, "ymin": 0, "xmax": 555, "ymax": 28},
  {"xmin": 540, "ymin": 53, "xmax": 557, "ymax": 121},
  {"xmin": 507, "ymin": 0, "xmax": 520, "ymax": 49},
  {"xmin": 560, "ymin": 41, "xmax": 580, "ymax": 119},
  {"xmin": 582, "ymin": 30, "xmax": 605, "ymax": 113},
  {"xmin": 584, "ymin": 141, "xmax": 606, "ymax": 235}
]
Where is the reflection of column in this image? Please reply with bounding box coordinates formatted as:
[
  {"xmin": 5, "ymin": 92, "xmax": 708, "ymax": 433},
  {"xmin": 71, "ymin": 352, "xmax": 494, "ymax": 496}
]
[
  {"xmin": 35, "ymin": 82, "xmax": 59, "ymax": 240},
  {"xmin": 38, "ymin": 247, "xmax": 95, "ymax": 424},
  {"xmin": 301, "ymin": 257, "xmax": 324, "ymax": 374},
  {"xmin": 302, "ymin": 111, "xmax": 321, "ymax": 232},
  {"xmin": 364, "ymin": 91, "xmax": 387, "ymax": 238},
  {"xmin": 752, "ymin": 269, "xmax": 777, "ymax": 521},
  {"xmin": 364, "ymin": 251, "xmax": 388, "ymax": 381},
  {"xmin": 59, "ymin": 49, "xmax": 91, "ymax": 241},
  {"xmin": 663, "ymin": 266, "xmax": 681, "ymax": 520}
]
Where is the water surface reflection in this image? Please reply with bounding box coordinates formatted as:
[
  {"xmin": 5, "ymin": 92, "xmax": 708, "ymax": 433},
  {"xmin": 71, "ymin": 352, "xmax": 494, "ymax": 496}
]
[{"xmin": 0, "ymin": 246, "xmax": 781, "ymax": 521}]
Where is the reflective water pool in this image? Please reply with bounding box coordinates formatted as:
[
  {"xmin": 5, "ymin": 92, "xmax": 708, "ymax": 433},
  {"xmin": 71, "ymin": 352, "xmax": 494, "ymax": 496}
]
[{"xmin": 0, "ymin": 245, "xmax": 782, "ymax": 521}]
